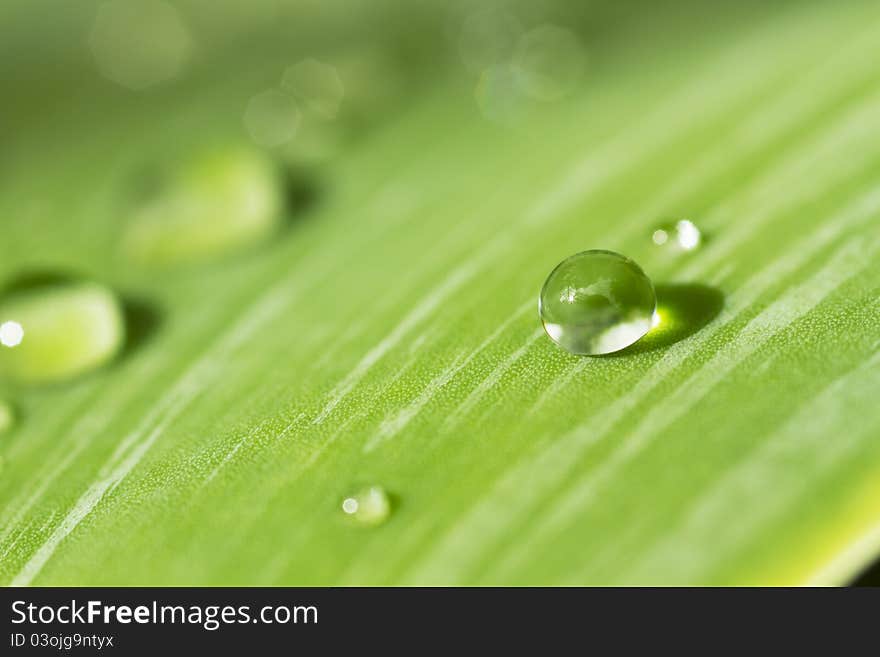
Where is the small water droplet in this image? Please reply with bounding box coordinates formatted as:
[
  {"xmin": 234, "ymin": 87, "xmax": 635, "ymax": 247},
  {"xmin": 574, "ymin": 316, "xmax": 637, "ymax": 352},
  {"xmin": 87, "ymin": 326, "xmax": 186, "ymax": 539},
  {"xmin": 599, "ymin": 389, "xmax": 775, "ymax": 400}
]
[
  {"xmin": 539, "ymin": 250, "xmax": 656, "ymax": 355},
  {"xmin": 341, "ymin": 485, "xmax": 392, "ymax": 527},
  {"xmin": 0, "ymin": 400, "xmax": 14, "ymax": 434},
  {"xmin": 123, "ymin": 145, "xmax": 283, "ymax": 266},
  {"xmin": 0, "ymin": 275, "xmax": 125, "ymax": 384},
  {"xmin": 652, "ymin": 219, "xmax": 702, "ymax": 252}
]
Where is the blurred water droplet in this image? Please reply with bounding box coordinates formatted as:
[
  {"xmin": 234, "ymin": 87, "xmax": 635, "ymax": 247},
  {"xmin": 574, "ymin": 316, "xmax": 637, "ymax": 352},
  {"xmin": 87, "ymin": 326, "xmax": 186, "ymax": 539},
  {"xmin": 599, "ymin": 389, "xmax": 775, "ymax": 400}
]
[
  {"xmin": 0, "ymin": 400, "xmax": 14, "ymax": 434},
  {"xmin": 244, "ymin": 89, "xmax": 301, "ymax": 148},
  {"xmin": 652, "ymin": 219, "xmax": 703, "ymax": 252},
  {"xmin": 282, "ymin": 59, "xmax": 345, "ymax": 120},
  {"xmin": 123, "ymin": 145, "xmax": 283, "ymax": 266},
  {"xmin": 512, "ymin": 24, "xmax": 586, "ymax": 102},
  {"xmin": 89, "ymin": 0, "xmax": 193, "ymax": 91},
  {"xmin": 341, "ymin": 485, "xmax": 392, "ymax": 527},
  {"xmin": 539, "ymin": 250, "xmax": 656, "ymax": 355},
  {"xmin": 0, "ymin": 275, "xmax": 125, "ymax": 385}
]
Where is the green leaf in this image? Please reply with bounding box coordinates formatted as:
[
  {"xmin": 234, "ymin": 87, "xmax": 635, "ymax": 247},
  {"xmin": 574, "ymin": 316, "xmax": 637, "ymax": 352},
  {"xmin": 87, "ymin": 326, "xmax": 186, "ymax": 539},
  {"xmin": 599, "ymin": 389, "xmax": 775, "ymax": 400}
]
[{"xmin": 1, "ymin": 0, "xmax": 880, "ymax": 585}]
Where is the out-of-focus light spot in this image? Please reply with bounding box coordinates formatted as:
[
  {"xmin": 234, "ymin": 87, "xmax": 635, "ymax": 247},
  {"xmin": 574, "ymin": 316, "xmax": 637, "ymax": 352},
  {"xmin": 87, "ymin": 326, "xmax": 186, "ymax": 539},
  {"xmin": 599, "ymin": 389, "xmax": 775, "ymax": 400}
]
[
  {"xmin": 458, "ymin": 10, "xmax": 523, "ymax": 73},
  {"xmin": 341, "ymin": 497, "xmax": 359, "ymax": 515},
  {"xmin": 652, "ymin": 229, "xmax": 669, "ymax": 246},
  {"xmin": 243, "ymin": 89, "xmax": 301, "ymax": 148},
  {"xmin": 474, "ymin": 64, "xmax": 526, "ymax": 124},
  {"xmin": 89, "ymin": 0, "xmax": 193, "ymax": 91},
  {"xmin": 0, "ymin": 321, "xmax": 24, "ymax": 348},
  {"xmin": 512, "ymin": 24, "xmax": 586, "ymax": 102},
  {"xmin": 282, "ymin": 59, "xmax": 345, "ymax": 120}
]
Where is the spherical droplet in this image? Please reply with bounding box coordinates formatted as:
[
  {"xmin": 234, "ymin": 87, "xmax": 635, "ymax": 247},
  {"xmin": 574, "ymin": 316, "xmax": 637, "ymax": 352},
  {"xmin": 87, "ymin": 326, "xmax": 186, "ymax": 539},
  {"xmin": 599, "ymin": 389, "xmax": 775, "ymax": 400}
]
[
  {"xmin": 341, "ymin": 485, "xmax": 391, "ymax": 527},
  {"xmin": 123, "ymin": 145, "xmax": 283, "ymax": 266},
  {"xmin": 539, "ymin": 250, "xmax": 656, "ymax": 355},
  {"xmin": 89, "ymin": 0, "xmax": 193, "ymax": 91},
  {"xmin": 0, "ymin": 400, "xmax": 14, "ymax": 434},
  {"xmin": 652, "ymin": 219, "xmax": 702, "ymax": 252},
  {"xmin": 0, "ymin": 275, "xmax": 125, "ymax": 385}
]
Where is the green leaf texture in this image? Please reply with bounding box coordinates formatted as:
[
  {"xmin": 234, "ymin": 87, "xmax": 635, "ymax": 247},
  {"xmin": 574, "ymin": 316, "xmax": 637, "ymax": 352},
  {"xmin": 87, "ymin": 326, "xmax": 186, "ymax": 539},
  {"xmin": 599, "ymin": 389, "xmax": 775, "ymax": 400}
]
[{"xmin": 1, "ymin": 0, "xmax": 879, "ymax": 585}]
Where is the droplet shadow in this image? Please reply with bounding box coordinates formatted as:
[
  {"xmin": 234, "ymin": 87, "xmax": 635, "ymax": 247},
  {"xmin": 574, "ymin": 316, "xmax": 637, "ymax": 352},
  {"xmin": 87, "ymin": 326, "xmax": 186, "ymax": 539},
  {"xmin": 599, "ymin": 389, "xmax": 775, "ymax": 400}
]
[
  {"xmin": 281, "ymin": 164, "xmax": 322, "ymax": 223},
  {"xmin": 607, "ymin": 283, "xmax": 724, "ymax": 357},
  {"xmin": 121, "ymin": 296, "xmax": 162, "ymax": 357}
]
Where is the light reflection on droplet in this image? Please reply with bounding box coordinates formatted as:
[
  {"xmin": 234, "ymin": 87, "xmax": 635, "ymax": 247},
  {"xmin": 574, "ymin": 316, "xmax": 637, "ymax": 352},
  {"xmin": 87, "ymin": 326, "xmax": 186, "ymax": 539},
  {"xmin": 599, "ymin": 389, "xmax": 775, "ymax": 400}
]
[
  {"xmin": 243, "ymin": 89, "xmax": 301, "ymax": 148},
  {"xmin": 512, "ymin": 24, "xmax": 586, "ymax": 102},
  {"xmin": 89, "ymin": 0, "xmax": 193, "ymax": 91},
  {"xmin": 0, "ymin": 321, "xmax": 24, "ymax": 348},
  {"xmin": 676, "ymin": 220, "xmax": 702, "ymax": 251},
  {"xmin": 282, "ymin": 59, "xmax": 345, "ymax": 120}
]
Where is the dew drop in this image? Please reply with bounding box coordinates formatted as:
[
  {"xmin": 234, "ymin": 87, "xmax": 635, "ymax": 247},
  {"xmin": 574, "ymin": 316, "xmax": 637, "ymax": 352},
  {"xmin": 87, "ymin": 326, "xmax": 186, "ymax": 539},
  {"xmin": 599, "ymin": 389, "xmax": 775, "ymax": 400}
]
[
  {"xmin": 652, "ymin": 219, "xmax": 702, "ymax": 252},
  {"xmin": 0, "ymin": 400, "xmax": 14, "ymax": 434},
  {"xmin": 0, "ymin": 275, "xmax": 125, "ymax": 385},
  {"xmin": 341, "ymin": 485, "xmax": 392, "ymax": 527},
  {"xmin": 123, "ymin": 145, "xmax": 283, "ymax": 266},
  {"xmin": 539, "ymin": 250, "xmax": 656, "ymax": 355}
]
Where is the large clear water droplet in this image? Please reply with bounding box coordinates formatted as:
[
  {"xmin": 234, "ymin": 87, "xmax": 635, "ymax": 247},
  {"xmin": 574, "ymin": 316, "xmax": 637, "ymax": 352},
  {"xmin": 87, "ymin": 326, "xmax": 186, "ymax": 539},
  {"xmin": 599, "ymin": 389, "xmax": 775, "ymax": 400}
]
[
  {"xmin": 123, "ymin": 145, "xmax": 283, "ymax": 266},
  {"xmin": 0, "ymin": 275, "xmax": 125, "ymax": 385},
  {"xmin": 341, "ymin": 485, "xmax": 392, "ymax": 527},
  {"xmin": 539, "ymin": 250, "xmax": 656, "ymax": 355}
]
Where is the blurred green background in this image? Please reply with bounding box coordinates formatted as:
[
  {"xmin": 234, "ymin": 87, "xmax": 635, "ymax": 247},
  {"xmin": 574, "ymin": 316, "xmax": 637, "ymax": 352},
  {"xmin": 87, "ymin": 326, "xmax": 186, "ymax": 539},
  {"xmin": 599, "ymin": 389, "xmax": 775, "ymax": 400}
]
[{"xmin": 2, "ymin": 0, "xmax": 880, "ymax": 585}]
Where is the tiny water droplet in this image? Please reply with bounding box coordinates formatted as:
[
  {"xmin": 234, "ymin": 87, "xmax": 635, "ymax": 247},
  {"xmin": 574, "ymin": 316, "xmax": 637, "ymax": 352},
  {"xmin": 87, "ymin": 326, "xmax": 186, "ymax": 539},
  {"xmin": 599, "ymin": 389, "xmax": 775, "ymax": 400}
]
[
  {"xmin": 652, "ymin": 219, "xmax": 702, "ymax": 252},
  {"xmin": 123, "ymin": 145, "xmax": 283, "ymax": 266},
  {"xmin": 539, "ymin": 250, "xmax": 656, "ymax": 355},
  {"xmin": 341, "ymin": 485, "xmax": 392, "ymax": 527},
  {"xmin": 0, "ymin": 400, "xmax": 14, "ymax": 434},
  {"xmin": 0, "ymin": 275, "xmax": 125, "ymax": 384}
]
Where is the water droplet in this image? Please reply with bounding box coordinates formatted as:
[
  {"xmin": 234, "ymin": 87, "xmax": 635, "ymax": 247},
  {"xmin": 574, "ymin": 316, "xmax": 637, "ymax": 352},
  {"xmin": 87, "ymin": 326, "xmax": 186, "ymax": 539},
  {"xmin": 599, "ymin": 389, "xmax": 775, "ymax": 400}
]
[
  {"xmin": 340, "ymin": 485, "xmax": 392, "ymax": 527},
  {"xmin": 652, "ymin": 219, "xmax": 702, "ymax": 252},
  {"xmin": 0, "ymin": 400, "xmax": 14, "ymax": 434},
  {"xmin": 123, "ymin": 145, "xmax": 283, "ymax": 266},
  {"xmin": 539, "ymin": 250, "xmax": 656, "ymax": 355},
  {"xmin": 0, "ymin": 275, "xmax": 125, "ymax": 384},
  {"xmin": 89, "ymin": 0, "xmax": 193, "ymax": 91},
  {"xmin": 282, "ymin": 59, "xmax": 345, "ymax": 121},
  {"xmin": 512, "ymin": 25, "xmax": 586, "ymax": 102},
  {"xmin": 243, "ymin": 89, "xmax": 301, "ymax": 148}
]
